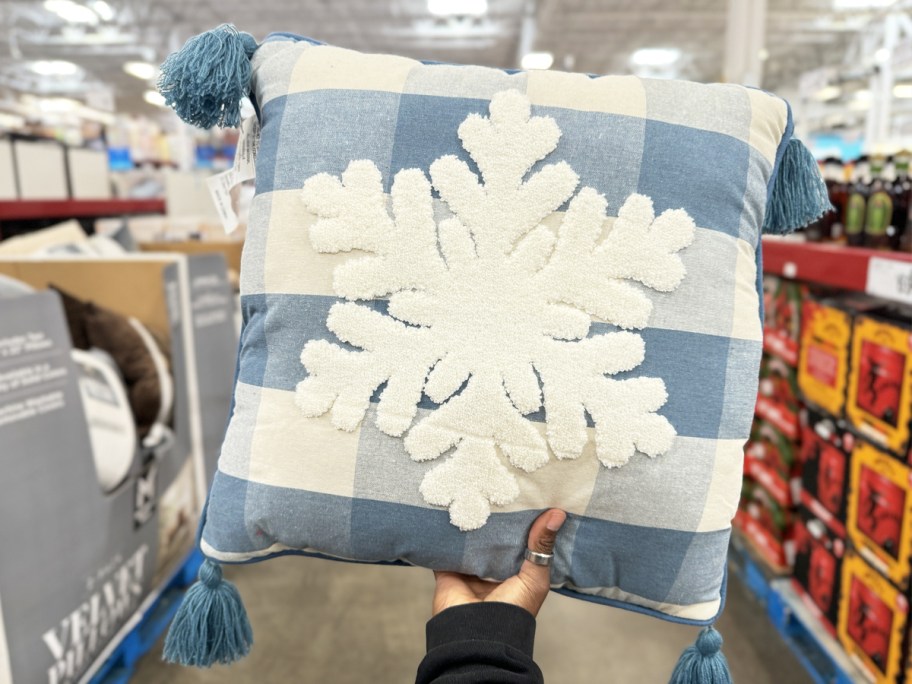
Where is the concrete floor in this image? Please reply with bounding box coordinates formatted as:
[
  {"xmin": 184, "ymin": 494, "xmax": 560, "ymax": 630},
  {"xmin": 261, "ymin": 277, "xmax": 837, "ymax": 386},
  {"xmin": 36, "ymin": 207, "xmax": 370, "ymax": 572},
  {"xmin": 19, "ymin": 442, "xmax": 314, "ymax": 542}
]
[{"xmin": 132, "ymin": 556, "xmax": 811, "ymax": 683}]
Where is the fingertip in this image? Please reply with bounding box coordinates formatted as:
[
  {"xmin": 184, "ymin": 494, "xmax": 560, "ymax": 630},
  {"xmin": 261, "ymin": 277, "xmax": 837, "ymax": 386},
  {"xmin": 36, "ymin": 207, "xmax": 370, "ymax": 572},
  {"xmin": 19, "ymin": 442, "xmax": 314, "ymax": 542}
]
[{"xmin": 545, "ymin": 509, "xmax": 567, "ymax": 532}]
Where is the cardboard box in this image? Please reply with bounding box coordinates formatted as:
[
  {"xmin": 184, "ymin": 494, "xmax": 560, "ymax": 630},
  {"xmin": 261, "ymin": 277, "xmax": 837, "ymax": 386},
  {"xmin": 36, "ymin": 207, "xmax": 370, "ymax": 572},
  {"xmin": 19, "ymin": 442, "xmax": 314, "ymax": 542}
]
[
  {"xmin": 838, "ymin": 552, "xmax": 909, "ymax": 684},
  {"xmin": 67, "ymin": 147, "xmax": 112, "ymax": 200},
  {"xmin": 799, "ymin": 407, "xmax": 853, "ymax": 536},
  {"xmin": 0, "ymin": 290, "xmax": 181, "ymax": 684},
  {"xmin": 847, "ymin": 313, "xmax": 912, "ymax": 458},
  {"xmin": 793, "ymin": 506, "xmax": 846, "ymax": 637},
  {"xmin": 12, "ymin": 138, "xmax": 68, "ymax": 200},
  {"xmin": 798, "ymin": 298, "xmax": 852, "ymax": 416},
  {"xmin": 747, "ymin": 418, "xmax": 799, "ymax": 488},
  {"xmin": 762, "ymin": 276, "xmax": 808, "ymax": 366},
  {"xmin": 139, "ymin": 240, "xmax": 243, "ymax": 280},
  {"xmin": 759, "ymin": 353, "xmax": 801, "ymax": 419},
  {"xmin": 0, "ymin": 139, "xmax": 16, "ymax": 199},
  {"xmin": 847, "ymin": 440, "xmax": 912, "ymax": 591},
  {"xmin": 736, "ymin": 478, "xmax": 793, "ymax": 571}
]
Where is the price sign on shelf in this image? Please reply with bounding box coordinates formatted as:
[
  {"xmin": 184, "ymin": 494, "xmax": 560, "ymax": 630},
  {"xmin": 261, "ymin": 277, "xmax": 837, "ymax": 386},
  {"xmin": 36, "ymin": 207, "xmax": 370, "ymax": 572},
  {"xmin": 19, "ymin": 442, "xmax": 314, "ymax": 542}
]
[{"xmin": 866, "ymin": 257, "xmax": 912, "ymax": 306}]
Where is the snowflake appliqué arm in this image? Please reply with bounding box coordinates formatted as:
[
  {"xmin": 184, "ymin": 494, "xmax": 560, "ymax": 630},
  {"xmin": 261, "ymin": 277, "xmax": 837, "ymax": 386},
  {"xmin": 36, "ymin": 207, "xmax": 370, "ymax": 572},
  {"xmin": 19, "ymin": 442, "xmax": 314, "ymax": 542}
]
[{"xmin": 296, "ymin": 89, "xmax": 696, "ymax": 531}]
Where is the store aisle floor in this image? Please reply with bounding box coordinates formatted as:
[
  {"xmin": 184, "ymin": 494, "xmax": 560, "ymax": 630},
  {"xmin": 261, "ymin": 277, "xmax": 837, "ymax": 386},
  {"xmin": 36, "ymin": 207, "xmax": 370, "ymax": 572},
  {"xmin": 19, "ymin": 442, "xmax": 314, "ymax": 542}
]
[{"xmin": 132, "ymin": 555, "xmax": 810, "ymax": 683}]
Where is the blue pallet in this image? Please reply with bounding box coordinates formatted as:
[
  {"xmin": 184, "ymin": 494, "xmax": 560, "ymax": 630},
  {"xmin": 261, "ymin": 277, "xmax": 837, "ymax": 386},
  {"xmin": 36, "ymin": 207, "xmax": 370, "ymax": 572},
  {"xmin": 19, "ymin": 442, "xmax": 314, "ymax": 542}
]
[
  {"xmin": 729, "ymin": 535, "xmax": 864, "ymax": 684},
  {"xmin": 87, "ymin": 548, "xmax": 204, "ymax": 684},
  {"xmin": 766, "ymin": 581, "xmax": 863, "ymax": 684}
]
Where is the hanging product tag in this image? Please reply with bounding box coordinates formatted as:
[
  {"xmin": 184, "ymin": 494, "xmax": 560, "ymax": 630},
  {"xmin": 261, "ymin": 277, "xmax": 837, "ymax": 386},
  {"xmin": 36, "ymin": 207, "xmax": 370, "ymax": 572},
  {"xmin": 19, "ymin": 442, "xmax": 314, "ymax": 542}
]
[
  {"xmin": 207, "ymin": 116, "xmax": 260, "ymax": 235},
  {"xmin": 207, "ymin": 168, "xmax": 240, "ymax": 234},
  {"xmin": 234, "ymin": 115, "xmax": 260, "ymax": 182}
]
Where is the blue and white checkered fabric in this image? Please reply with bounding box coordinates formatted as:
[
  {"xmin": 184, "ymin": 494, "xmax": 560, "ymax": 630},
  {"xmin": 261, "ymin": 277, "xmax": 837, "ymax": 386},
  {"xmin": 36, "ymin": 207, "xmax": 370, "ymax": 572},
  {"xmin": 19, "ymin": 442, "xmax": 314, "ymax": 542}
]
[{"xmin": 201, "ymin": 34, "xmax": 792, "ymax": 624}]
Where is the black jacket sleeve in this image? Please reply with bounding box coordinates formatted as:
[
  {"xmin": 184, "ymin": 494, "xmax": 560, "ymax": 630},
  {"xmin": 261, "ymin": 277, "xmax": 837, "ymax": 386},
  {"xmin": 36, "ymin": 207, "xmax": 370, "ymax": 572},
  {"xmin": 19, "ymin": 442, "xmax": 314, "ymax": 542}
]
[{"xmin": 415, "ymin": 602, "xmax": 544, "ymax": 684}]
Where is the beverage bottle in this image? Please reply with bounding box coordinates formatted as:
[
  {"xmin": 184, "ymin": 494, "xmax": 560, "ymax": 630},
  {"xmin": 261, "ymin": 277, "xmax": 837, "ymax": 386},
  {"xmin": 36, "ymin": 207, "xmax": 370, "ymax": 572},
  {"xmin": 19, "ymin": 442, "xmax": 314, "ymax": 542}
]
[
  {"xmin": 844, "ymin": 155, "xmax": 870, "ymax": 247},
  {"xmin": 892, "ymin": 151, "xmax": 912, "ymax": 251},
  {"xmin": 864, "ymin": 155, "xmax": 893, "ymax": 250},
  {"xmin": 823, "ymin": 158, "xmax": 845, "ymax": 242}
]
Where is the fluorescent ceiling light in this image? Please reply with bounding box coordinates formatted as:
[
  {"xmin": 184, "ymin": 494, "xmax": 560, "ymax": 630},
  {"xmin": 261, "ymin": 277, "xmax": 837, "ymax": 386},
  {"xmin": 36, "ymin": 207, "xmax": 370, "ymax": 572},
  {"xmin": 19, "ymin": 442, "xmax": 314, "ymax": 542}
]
[
  {"xmin": 854, "ymin": 88, "xmax": 872, "ymax": 101},
  {"xmin": 89, "ymin": 0, "xmax": 114, "ymax": 21},
  {"xmin": 757, "ymin": 48, "xmax": 769, "ymax": 61},
  {"xmin": 894, "ymin": 84, "xmax": 912, "ymax": 98},
  {"xmin": 428, "ymin": 0, "xmax": 487, "ymax": 17},
  {"xmin": 833, "ymin": 0, "xmax": 895, "ymax": 8},
  {"xmin": 630, "ymin": 48, "xmax": 681, "ymax": 67},
  {"xmin": 123, "ymin": 61, "xmax": 158, "ymax": 80},
  {"xmin": 144, "ymin": 90, "xmax": 166, "ymax": 107},
  {"xmin": 848, "ymin": 98, "xmax": 871, "ymax": 111},
  {"xmin": 38, "ymin": 97, "xmax": 80, "ymax": 113},
  {"xmin": 44, "ymin": 0, "xmax": 100, "ymax": 24},
  {"xmin": 874, "ymin": 47, "xmax": 890, "ymax": 63},
  {"xmin": 521, "ymin": 52, "xmax": 553, "ymax": 70},
  {"xmin": 28, "ymin": 60, "xmax": 80, "ymax": 76},
  {"xmin": 813, "ymin": 85, "xmax": 842, "ymax": 101}
]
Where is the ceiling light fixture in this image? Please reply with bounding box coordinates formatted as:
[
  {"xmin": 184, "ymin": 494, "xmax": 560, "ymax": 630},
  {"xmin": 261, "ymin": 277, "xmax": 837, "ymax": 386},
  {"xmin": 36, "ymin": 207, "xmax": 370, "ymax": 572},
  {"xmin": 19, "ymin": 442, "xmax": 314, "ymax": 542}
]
[
  {"xmin": 123, "ymin": 61, "xmax": 158, "ymax": 80},
  {"xmin": 833, "ymin": 0, "xmax": 895, "ymax": 9},
  {"xmin": 144, "ymin": 90, "xmax": 167, "ymax": 107},
  {"xmin": 521, "ymin": 52, "xmax": 554, "ymax": 70},
  {"xmin": 874, "ymin": 47, "xmax": 891, "ymax": 64},
  {"xmin": 43, "ymin": 0, "xmax": 100, "ymax": 24},
  {"xmin": 28, "ymin": 60, "xmax": 80, "ymax": 76},
  {"xmin": 813, "ymin": 85, "xmax": 842, "ymax": 101},
  {"xmin": 848, "ymin": 98, "xmax": 871, "ymax": 111},
  {"xmin": 428, "ymin": 0, "xmax": 487, "ymax": 17},
  {"xmin": 894, "ymin": 83, "xmax": 912, "ymax": 98},
  {"xmin": 630, "ymin": 48, "xmax": 681, "ymax": 67},
  {"xmin": 89, "ymin": 0, "xmax": 114, "ymax": 21},
  {"xmin": 854, "ymin": 88, "xmax": 873, "ymax": 101}
]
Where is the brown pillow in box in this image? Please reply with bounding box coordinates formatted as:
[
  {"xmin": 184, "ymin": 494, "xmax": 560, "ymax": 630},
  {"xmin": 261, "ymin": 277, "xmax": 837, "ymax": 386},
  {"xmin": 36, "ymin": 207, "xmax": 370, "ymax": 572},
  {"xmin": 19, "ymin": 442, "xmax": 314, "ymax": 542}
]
[{"xmin": 52, "ymin": 286, "xmax": 165, "ymax": 438}]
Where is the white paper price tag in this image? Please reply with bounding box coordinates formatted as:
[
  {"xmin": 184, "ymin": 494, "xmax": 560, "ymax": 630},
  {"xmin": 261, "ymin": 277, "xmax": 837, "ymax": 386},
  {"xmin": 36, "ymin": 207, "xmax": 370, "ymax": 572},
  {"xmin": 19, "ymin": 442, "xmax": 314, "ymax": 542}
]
[
  {"xmin": 234, "ymin": 116, "xmax": 259, "ymax": 182},
  {"xmin": 866, "ymin": 257, "xmax": 912, "ymax": 305},
  {"xmin": 206, "ymin": 116, "xmax": 259, "ymax": 235},
  {"xmin": 206, "ymin": 169, "xmax": 239, "ymax": 235}
]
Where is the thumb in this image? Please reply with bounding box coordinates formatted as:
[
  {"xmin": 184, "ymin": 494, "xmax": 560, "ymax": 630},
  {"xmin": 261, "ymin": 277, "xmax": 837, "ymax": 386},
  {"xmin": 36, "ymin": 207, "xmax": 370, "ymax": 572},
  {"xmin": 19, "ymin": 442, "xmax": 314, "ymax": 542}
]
[{"xmin": 519, "ymin": 509, "xmax": 567, "ymax": 588}]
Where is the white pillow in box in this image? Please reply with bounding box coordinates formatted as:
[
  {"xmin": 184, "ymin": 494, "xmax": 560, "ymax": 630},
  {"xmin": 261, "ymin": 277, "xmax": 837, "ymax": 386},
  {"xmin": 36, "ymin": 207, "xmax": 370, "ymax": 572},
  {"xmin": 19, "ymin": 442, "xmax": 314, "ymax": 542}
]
[
  {"xmin": 0, "ymin": 140, "xmax": 16, "ymax": 200},
  {"xmin": 71, "ymin": 348, "xmax": 137, "ymax": 494}
]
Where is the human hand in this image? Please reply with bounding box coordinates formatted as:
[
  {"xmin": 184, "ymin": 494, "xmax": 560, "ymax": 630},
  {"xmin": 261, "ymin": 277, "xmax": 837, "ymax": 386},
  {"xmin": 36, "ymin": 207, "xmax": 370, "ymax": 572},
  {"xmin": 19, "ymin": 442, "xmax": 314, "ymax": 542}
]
[{"xmin": 432, "ymin": 509, "xmax": 567, "ymax": 618}]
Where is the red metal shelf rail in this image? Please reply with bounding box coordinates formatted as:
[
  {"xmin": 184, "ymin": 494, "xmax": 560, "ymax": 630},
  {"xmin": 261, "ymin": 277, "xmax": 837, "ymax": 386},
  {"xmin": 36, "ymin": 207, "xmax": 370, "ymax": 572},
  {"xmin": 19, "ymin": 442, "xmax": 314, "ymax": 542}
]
[
  {"xmin": 0, "ymin": 199, "xmax": 166, "ymax": 221},
  {"xmin": 762, "ymin": 238, "xmax": 912, "ymax": 303}
]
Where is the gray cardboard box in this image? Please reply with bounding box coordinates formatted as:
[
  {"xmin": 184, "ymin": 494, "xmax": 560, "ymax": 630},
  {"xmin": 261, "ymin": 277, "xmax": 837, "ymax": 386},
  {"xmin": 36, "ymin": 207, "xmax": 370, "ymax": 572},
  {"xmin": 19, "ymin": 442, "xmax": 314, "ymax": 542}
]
[
  {"xmin": 0, "ymin": 257, "xmax": 205, "ymax": 684},
  {"xmin": 0, "ymin": 291, "xmax": 158, "ymax": 684}
]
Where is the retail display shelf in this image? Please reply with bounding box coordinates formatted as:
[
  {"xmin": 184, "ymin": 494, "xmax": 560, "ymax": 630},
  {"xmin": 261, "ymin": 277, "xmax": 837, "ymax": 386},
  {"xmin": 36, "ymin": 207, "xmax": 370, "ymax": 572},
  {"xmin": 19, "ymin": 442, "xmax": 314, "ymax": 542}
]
[
  {"xmin": 729, "ymin": 532, "xmax": 864, "ymax": 684},
  {"xmin": 85, "ymin": 548, "xmax": 204, "ymax": 684},
  {"xmin": 0, "ymin": 199, "xmax": 166, "ymax": 221},
  {"xmin": 762, "ymin": 238, "xmax": 912, "ymax": 305}
]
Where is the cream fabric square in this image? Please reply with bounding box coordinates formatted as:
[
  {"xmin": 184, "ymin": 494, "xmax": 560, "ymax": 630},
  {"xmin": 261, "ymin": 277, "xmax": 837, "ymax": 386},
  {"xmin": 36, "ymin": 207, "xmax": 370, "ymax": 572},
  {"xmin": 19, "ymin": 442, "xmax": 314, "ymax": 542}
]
[
  {"xmin": 247, "ymin": 386, "xmax": 361, "ymax": 495},
  {"xmin": 747, "ymin": 89, "xmax": 788, "ymax": 165},
  {"xmin": 696, "ymin": 439, "xmax": 746, "ymax": 532},
  {"xmin": 526, "ymin": 71, "xmax": 647, "ymax": 117},
  {"xmin": 288, "ymin": 45, "xmax": 416, "ymax": 95},
  {"xmin": 729, "ymin": 239, "xmax": 763, "ymax": 342}
]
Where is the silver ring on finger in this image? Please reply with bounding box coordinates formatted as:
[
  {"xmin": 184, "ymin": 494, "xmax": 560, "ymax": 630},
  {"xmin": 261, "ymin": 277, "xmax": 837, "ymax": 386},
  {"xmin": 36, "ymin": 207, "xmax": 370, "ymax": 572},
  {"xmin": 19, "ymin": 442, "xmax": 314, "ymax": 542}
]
[{"xmin": 523, "ymin": 547, "xmax": 554, "ymax": 566}]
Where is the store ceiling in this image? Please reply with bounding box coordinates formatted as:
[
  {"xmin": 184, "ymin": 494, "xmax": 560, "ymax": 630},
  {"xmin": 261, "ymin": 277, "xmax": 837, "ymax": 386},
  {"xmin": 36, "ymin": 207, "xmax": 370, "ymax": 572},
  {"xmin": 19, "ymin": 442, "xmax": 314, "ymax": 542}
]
[{"xmin": 0, "ymin": 0, "xmax": 904, "ymax": 118}]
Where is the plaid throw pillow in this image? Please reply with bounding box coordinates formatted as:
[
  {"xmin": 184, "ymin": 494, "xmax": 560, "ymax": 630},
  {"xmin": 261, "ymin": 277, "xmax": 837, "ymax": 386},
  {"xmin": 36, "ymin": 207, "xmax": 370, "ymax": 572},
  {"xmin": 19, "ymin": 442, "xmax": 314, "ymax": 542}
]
[{"xmin": 157, "ymin": 24, "xmax": 829, "ymax": 670}]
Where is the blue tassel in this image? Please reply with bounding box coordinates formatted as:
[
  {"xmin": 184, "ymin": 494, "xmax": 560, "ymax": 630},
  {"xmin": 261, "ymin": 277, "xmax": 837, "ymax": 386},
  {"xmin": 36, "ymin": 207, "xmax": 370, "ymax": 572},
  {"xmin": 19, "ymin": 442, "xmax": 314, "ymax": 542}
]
[
  {"xmin": 163, "ymin": 559, "xmax": 253, "ymax": 667},
  {"xmin": 669, "ymin": 626, "xmax": 733, "ymax": 684},
  {"xmin": 158, "ymin": 24, "xmax": 257, "ymax": 129},
  {"xmin": 762, "ymin": 137, "xmax": 833, "ymax": 235}
]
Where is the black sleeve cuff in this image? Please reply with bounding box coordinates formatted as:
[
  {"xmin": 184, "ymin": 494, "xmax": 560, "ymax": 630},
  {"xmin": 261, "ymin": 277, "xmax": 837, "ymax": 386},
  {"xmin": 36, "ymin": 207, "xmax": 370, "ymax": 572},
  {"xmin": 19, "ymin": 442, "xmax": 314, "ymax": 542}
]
[{"xmin": 426, "ymin": 602, "xmax": 537, "ymax": 657}]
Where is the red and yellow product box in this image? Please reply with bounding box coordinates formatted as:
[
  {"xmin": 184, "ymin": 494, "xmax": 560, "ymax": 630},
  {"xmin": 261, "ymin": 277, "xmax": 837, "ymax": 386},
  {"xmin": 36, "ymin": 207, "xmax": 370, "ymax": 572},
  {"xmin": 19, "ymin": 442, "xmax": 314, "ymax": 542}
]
[
  {"xmin": 847, "ymin": 441, "xmax": 912, "ymax": 590},
  {"xmin": 793, "ymin": 507, "xmax": 846, "ymax": 637},
  {"xmin": 735, "ymin": 478, "xmax": 792, "ymax": 571},
  {"xmin": 747, "ymin": 419, "xmax": 799, "ymax": 491},
  {"xmin": 847, "ymin": 314, "xmax": 912, "ymax": 458},
  {"xmin": 762, "ymin": 276, "xmax": 808, "ymax": 366},
  {"xmin": 838, "ymin": 552, "xmax": 909, "ymax": 684},
  {"xmin": 799, "ymin": 407, "xmax": 854, "ymax": 537},
  {"xmin": 759, "ymin": 353, "xmax": 801, "ymax": 420},
  {"xmin": 798, "ymin": 299, "xmax": 852, "ymax": 416}
]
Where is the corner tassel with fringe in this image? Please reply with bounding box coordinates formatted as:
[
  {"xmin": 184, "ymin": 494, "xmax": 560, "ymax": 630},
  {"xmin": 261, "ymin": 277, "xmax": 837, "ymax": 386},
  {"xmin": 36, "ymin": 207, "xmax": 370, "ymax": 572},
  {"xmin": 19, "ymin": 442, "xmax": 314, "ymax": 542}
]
[
  {"xmin": 762, "ymin": 137, "xmax": 833, "ymax": 235},
  {"xmin": 669, "ymin": 626, "xmax": 733, "ymax": 684},
  {"xmin": 163, "ymin": 558, "xmax": 253, "ymax": 667},
  {"xmin": 158, "ymin": 24, "xmax": 257, "ymax": 129}
]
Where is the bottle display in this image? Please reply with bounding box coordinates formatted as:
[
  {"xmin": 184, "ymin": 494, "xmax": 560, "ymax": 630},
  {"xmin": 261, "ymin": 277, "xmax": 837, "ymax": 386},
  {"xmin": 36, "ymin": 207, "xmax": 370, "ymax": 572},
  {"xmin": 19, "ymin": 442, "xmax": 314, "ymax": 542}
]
[
  {"xmin": 845, "ymin": 156, "xmax": 870, "ymax": 247},
  {"xmin": 864, "ymin": 156, "xmax": 893, "ymax": 250}
]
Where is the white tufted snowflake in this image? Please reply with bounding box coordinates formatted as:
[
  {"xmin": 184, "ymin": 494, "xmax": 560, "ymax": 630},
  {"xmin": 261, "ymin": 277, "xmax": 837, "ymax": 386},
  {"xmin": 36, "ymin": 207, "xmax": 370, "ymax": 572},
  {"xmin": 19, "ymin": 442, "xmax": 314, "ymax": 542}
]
[{"xmin": 296, "ymin": 90, "xmax": 695, "ymax": 530}]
